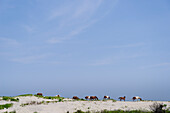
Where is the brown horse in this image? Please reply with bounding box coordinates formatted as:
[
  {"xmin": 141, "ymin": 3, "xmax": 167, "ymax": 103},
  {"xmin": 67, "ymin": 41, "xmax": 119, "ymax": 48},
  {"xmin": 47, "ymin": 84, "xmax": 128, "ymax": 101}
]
[
  {"xmin": 132, "ymin": 96, "xmax": 142, "ymax": 101},
  {"xmin": 85, "ymin": 96, "xmax": 90, "ymax": 100},
  {"xmin": 118, "ymin": 96, "xmax": 126, "ymax": 101},
  {"xmin": 37, "ymin": 93, "xmax": 43, "ymax": 96},
  {"xmin": 103, "ymin": 96, "xmax": 110, "ymax": 99},
  {"xmin": 56, "ymin": 95, "xmax": 60, "ymax": 97},
  {"xmin": 90, "ymin": 96, "xmax": 98, "ymax": 100},
  {"xmin": 72, "ymin": 96, "xmax": 79, "ymax": 99}
]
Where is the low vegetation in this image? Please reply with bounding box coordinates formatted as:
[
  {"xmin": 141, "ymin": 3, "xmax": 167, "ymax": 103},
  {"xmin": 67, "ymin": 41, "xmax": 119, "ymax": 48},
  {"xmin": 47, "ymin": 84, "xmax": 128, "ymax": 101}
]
[
  {"xmin": 20, "ymin": 101, "xmax": 44, "ymax": 107},
  {"xmin": 2, "ymin": 96, "xmax": 19, "ymax": 102},
  {"xmin": 34, "ymin": 95, "xmax": 64, "ymax": 100},
  {"xmin": 102, "ymin": 99, "xmax": 116, "ymax": 102},
  {"xmin": 73, "ymin": 98, "xmax": 87, "ymax": 101},
  {"xmin": 141, "ymin": 100, "xmax": 153, "ymax": 102},
  {"xmin": 149, "ymin": 102, "xmax": 169, "ymax": 113},
  {"xmin": 17, "ymin": 94, "xmax": 33, "ymax": 97},
  {"xmin": 43, "ymin": 96, "xmax": 64, "ymax": 100},
  {"xmin": 74, "ymin": 110, "xmax": 152, "ymax": 113},
  {"xmin": 0, "ymin": 103, "xmax": 13, "ymax": 110},
  {"xmin": 20, "ymin": 100, "xmax": 59, "ymax": 107},
  {"xmin": 3, "ymin": 111, "xmax": 16, "ymax": 113}
]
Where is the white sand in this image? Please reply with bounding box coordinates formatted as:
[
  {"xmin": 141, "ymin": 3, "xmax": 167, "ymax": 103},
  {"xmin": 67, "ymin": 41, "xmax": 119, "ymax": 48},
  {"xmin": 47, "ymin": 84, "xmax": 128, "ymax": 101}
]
[{"xmin": 0, "ymin": 96, "xmax": 170, "ymax": 113}]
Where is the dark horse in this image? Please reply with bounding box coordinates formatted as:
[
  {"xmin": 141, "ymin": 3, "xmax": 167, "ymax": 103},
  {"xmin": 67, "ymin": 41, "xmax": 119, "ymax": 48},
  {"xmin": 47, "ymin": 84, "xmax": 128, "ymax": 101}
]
[
  {"xmin": 90, "ymin": 96, "xmax": 98, "ymax": 100},
  {"xmin": 118, "ymin": 96, "xmax": 126, "ymax": 101},
  {"xmin": 37, "ymin": 93, "xmax": 43, "ymax": 96},
  {"xmin": 72, "ymin": 96, "xmax": 79, "ymax": 99},
  {"xmin": 132, "ymin": 96, "xmax": 142, "ymax": 101},
  {"xmin": 85, "ymin": 96, "xmax": 90, "ymax": 100},
  {"xmin": 103, "ymin": 96, "xmax": 110, "ymax": 99}
]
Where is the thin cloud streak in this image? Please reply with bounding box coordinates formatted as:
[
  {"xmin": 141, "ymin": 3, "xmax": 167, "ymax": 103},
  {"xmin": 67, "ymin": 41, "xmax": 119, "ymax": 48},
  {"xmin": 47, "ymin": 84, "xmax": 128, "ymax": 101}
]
[
  {"xmin": 47, "ymin": 19, "xmax": 97, "ymax": 44},
  {"xmin": 22, "ymin": 25, "xmax": 35, "ymax": 33},
  {"xmin": 47, "ymin": 38, "xmax": 63, "ymax": 44},
  {"xmin": 46, "ymin": 0, "xmax": 116, "ymax": 44},
  {"xmin": 141, "ymin": 63, "xmax": 170, "ymax": 69},
  {"xmin": 90, "ymin": 58, "xmax": 112, "ymax": 66},
  {"xmin": 107, "ymin": 43, "xmax": 145, "ymax": 49},
  {"xmin": 0, "ymin": 37, "xmax": 20, "ymax": 47},
  {"xmin": 11, "ymin": 54, "xmax": 49, "ymax": 64},
  {"xmin": 90, "ymin": 54, "xmax": 144, "ymax": 66}
]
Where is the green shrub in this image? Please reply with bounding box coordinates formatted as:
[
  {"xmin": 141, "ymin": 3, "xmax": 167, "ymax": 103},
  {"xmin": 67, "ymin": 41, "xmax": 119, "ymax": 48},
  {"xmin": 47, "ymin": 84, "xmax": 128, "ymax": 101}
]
[
  {"xmin": 74, "ymin": 110, "xmax": 153, "ymax": 113},
  {"xmin": 3, "ymin": 111, "xmax": 16, "ymax": 113},
  {"xmin": 2, "ymin": 96, "xmax": 11, "ymax": 101},
  {"xmin": 2, "ymin": 96, "xmax": 19, "ymax": 102},
  {"xmin": 74, "ymin": 110, "xmax": 85, "ymax": 113},
  {"xmin": 34, "ymin": 95, "xmax": 64, "ymax": 100},
  {"xmin": 163, "ymin": 104, "xmax": 167, "ymax": 107},
  {"xmin": 9, "ymin": 111, "xmax": 16, "ymax": 113},
  {"xmin": 99, "ymin": 110, "xmax": 152, "ymax": 113},
  {"xmin": 17, "ymin": 94, "xmax": 33, "ymax": 97},
  {"xmin": 34, "ymin": 95, "xmax": 43, "ymax": 98},
  {"xmin": 111, "ymin": 99, "xmax": 116, "ymax": 102},
  {"xmin": 11, "ymin": 98, "xmax": 19, "ymax": 102},
  {"xmin": 58, "ymin": 98, "xmax": 62, "ymax": 102},
  {"xmin": 0, "ymin": 103, "xmax": 13, "ymax": 110}
]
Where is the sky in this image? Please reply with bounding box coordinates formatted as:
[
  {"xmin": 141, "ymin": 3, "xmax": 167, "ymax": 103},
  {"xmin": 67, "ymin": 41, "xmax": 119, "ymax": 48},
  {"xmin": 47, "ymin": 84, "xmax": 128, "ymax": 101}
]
[{"xmin": 0, "ymin": 0, "xmax": 170, "ymax": 101}]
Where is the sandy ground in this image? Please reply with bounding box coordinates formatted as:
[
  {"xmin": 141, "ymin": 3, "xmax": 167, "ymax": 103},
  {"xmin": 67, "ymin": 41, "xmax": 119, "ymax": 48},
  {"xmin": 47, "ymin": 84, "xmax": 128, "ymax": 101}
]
[{"xmin": 0, "ymin": 96, "xmax": 170, "ymax": 113}]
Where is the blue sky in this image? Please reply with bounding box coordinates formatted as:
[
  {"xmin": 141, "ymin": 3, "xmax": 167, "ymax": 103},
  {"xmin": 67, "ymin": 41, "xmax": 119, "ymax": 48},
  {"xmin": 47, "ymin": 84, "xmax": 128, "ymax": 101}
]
[{"xmin": 0, "ymin": 0, "xmax": 170, "ymax": 100}]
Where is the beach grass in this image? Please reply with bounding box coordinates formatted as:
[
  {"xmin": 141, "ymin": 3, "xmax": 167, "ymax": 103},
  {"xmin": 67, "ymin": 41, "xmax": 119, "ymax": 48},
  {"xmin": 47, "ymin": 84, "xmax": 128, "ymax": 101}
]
[
  {"xmin": 17, "ymin": 94, "xmax": 33, "ymax": 97},
  {"xmin": 2, "ymin": 96, "xmax": 19, "ymax": 102},
  {"xmin": 3, "ymin": 111, "xmax": 16, "ymax": 113},
  {"xmin": 0, "ymin": 103, "xmax": 13, "ymax": 110},
  {"xmin": 34, "ymin": 95, "xmax": 64, "ymax": 101},
  {"xmin": 102, "ymin": 99, "xmax": 116, "ymax": 102},
  {"xmin": 74, "ymin": 110, "xmax": 153, "ymax": 113}
]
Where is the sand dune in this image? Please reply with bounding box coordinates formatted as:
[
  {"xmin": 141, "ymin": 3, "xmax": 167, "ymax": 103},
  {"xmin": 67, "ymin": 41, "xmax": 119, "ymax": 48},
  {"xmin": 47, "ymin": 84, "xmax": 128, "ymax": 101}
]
[{"xmin": 0, "ymin": 96, "xmax": 170, "ymax": 113}]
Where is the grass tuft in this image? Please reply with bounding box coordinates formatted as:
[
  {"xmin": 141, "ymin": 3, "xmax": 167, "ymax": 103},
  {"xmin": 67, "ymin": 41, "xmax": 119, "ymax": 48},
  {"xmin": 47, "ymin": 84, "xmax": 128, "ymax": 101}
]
[
  {"xmin": 17, "ymin": 94, "xmax": 33, "ymax": 97},
  {"xmin": 2, "ymin": 96, "xmax": 19, "ymax": 102},
  {"xmin": 74, "ymin": 109, "xmax": 153, "ymax": 113},
  {"xmin": 34, "ymin": 95, "xmax": 64, "ymax": 101},
  {"xmin": 0, "ymin": 103, "xmax": 13, "ymax": 110}
]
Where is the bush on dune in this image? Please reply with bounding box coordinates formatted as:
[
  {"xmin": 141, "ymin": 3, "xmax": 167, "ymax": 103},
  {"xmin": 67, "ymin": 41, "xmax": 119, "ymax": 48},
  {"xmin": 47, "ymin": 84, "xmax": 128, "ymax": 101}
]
[
  {"xmin": 149, "ymin": 102, "xmax": 170, "ymax": 113},
  {"xmin": 17, "ymin": 94, "xmax": 33, "ymax": 97},
  {"xmin": 3, "ymin": 111, "xmax": 16, "ymax": 113},
  {"xmin": 74, "ymin": 110, "xmax": 153, "ymax": 113},
  {"xmin": 43, "ymin": 96, "xmax": 64, "ymax": 100},
  {"xmin": 34, "ymin": 94, "xmax": 44, "ymax": 98},
  {"xmin": 34, "ymin": 95, "xmax": 64, "ymax": 100},
  {"xmin": 0, "ymin": 103, "xmax": 13, "ymax": 110},
  {"xmin": 102, "ymin": 99, "xmax": 116, "ymax": 102},
  {"xmin": 2, "ymin": 96, "xmax": 19, "ymax": 102}
]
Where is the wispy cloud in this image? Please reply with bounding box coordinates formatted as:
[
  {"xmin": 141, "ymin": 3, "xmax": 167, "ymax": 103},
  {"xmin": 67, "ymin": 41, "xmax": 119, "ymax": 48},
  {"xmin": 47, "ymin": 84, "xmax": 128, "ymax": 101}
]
[
  {"xmin": 47, "ymin": 38, "xmax": 63, "ymax": 44},
  {"xmin": 22, "ymin": 25, "xmax": 35, "ymax": 33},
  {"xmin": 107, "ymin": 43, "xmax": 145, "ymax": 49},
  {"xmin": 90, "ymin": 58, "xmax": 113, "ymax": 66},
  {"xmin": 47, "ymin": 20, "xmax": 96, "ymax": 44},
  {"xmin": 46, "ymin": 0, "xmax": 117, "ymax": 44},
  {"xmin": 90, "ymin": 54, "xmax": 144, "ymax": 66},
  {"xmin": 11, "ymin": 54, "xmax": 48, "ymax": 64},
  {"xmin": 141, "ymin": 63, "xmax": 170, "ymax": 69},
  {"xmin": 0, "ymin": 37, "xmax": 20, "ymax": 47}
]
